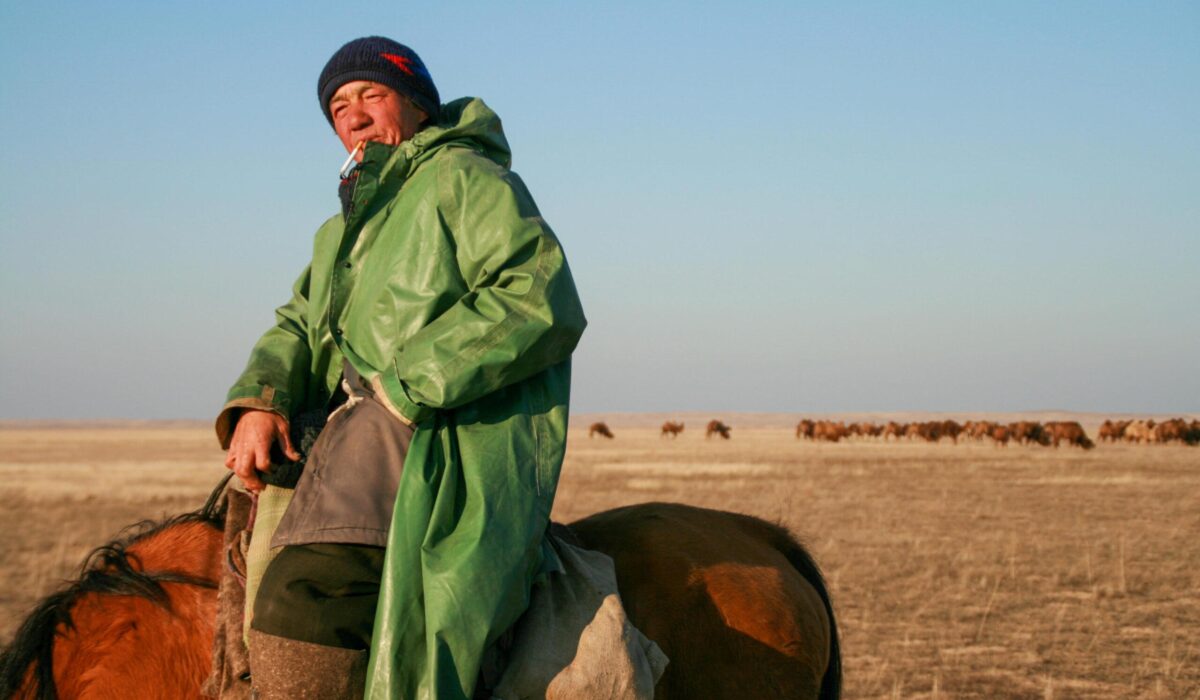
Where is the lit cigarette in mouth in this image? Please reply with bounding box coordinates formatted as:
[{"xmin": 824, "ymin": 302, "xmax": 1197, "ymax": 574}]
[{"xmin": 339, "ymin": 140, "xmax": 365, "ymax": 179}]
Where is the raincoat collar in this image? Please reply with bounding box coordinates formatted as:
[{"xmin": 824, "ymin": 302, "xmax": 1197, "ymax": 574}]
[{"xmin": 354, "ymin": 97, "xmax": 512, "ymax": 188}]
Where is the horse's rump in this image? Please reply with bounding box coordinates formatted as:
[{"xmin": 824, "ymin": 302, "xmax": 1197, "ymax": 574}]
[{"xmin": 571, "ymin": 502, "xmax": 840, "ymax": 700}]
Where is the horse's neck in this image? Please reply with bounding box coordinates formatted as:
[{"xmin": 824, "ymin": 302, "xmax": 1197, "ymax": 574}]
[
  {"xmin": 127, "ymin": 521, "xmax": 224, "ymax": 582},
  {"xmin": 33, "ymin": 520, "xmax": 225, "ymax": 699}
]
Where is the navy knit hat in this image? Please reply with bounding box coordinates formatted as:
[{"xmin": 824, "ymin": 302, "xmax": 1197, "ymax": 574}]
[{"xmin": 318, "ymin": 37, "xmax": 440, "ymax": 125}]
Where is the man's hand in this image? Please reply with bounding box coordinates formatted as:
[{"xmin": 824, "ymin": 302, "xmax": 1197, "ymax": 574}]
[{"xmin": 224, "ymin": 409, "xmax": 301, "ymax": 493}]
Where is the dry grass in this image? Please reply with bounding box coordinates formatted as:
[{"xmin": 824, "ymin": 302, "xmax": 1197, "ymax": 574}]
[{"xmin": 3, "ymin": 419, "xmax": 1199, "ymax": 699}]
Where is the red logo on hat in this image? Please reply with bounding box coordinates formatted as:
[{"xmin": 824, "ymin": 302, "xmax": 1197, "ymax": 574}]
[{"xmin": 381, "ymin": 53, "xmax": 415, "ymax": 76}]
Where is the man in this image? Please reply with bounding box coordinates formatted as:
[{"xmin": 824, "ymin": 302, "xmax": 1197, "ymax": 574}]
[{"xmin": 217, "ymin": 36, "xmax": 586, "ymax": 699}]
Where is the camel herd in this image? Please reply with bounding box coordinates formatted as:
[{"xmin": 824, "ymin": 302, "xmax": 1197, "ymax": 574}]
[
  {"xmin": 797, "ymin": 418, "xmax": 1199, "ymax": 447},
  {"xmin": 795, "ymin": 419, "xmax": 1099, "ymax": 448},
  {"xmin": 584, "ymin": 417, "xmax": 1200, "ymax": 447},
  {"xmin": 1097, "ymin": 418, "xmax": 1200, "ymax": 445}
]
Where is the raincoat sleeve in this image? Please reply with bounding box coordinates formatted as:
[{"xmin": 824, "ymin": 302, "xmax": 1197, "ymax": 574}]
[
  {"xmin": 214, "ymin": 264, "xmax": 313, "ymax": 448},
  {"xmin": 374, "ymin": 158, "xmax": 586, "ymax": 424}
]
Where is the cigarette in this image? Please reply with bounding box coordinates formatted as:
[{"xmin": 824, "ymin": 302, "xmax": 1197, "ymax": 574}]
[{"xmin": 339, "ymin": 141, "xmax": 365, "ymax": 179}]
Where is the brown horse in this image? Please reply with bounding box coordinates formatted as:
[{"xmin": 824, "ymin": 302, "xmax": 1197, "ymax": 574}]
[
  {"xmin": 660, "ymin": 421, "xmax": 684, "ymax": 438},
  {"xmin": 2, "ymin": 489, "xmax": 840, "ymax": 700},
  {"xmin": 588, "ymin": 421, "xmax": 615, "ymax": 439}
]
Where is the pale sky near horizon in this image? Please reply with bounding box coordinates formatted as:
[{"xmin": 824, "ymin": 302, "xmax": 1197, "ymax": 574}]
[{"xmin": 1, "ymin": 2, "xmax": 1197, "ymax": 420}]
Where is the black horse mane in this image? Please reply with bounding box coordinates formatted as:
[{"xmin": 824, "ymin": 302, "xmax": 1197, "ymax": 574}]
[{"xmin": 0, "ymin": 475, "xmax": 231, "ymax": 700}]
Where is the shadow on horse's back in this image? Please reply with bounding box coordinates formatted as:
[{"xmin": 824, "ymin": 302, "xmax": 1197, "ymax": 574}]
[
  {"xmin": 572, "ymin": 502, "xmax": 840, "ymax": 700},
  {"xmin": 2, "ymin": 489, "xmax": 840, "ymax": 700}
]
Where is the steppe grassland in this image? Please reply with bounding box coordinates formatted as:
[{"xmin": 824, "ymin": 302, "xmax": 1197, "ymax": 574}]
[{"xmin": 2, "ymin": 422, "xmax": 1198, "ymax": 699}]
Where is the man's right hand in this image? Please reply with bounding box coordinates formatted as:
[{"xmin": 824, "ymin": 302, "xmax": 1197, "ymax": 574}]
[{"xmin": 224, "ymin": 409, "xmax": 301, "ymax": 493}]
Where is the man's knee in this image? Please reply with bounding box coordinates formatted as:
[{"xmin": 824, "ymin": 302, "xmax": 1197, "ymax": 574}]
[{"xmin": 251, "ymin": 542, "xmax": 386, "ymax": 650}]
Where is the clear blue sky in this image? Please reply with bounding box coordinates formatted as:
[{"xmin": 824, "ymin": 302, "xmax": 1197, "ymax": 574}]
[{"xmin": 1, "ymin": 1, "xmax": 1197, "ymax": 419}]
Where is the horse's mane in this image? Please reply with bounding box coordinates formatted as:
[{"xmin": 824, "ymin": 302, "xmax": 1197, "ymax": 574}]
[{"xmin": 0, "ymin": 475, "xmax": 231, "ymax": 700}]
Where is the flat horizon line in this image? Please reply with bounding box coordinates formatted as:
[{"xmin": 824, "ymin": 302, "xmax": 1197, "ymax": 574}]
[{"xmin": 2, "ymin": 409, "xmax": 1197, "ymax": 431}]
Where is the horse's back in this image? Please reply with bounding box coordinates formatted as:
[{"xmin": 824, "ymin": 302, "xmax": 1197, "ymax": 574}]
[{"xmin": 570, "ymin": 502, "xmax": 836, "ymax": 700}]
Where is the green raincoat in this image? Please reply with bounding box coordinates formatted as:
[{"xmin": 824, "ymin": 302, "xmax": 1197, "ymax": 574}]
[{"xmin": 216, "ymin": 97, "xmax": 586, "ymax": 699}]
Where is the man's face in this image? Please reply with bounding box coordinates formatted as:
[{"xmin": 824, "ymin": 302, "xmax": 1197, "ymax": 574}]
[{"xmin": 329, "ymin": 80, "xmax": 427, "ymax": 159}]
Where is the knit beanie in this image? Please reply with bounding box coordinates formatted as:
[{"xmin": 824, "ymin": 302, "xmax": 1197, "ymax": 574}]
[{"xmin": 318, "ymin": 37, "xmax": 440, "ymax": 124}]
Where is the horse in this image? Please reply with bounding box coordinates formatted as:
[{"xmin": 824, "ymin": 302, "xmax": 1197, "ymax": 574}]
[
  {"xmin": 2, "ymin": 487, "xmax": 840, "ymax": 700},
  {"xmin": 705, "ymin": 420, "xmax": 731, "ymax": 439},
  {"xmin": 588, "ymin": 421, "xmax": 615, "ymax": 439},
  {"xmin": 660, "ymin": 421, "xmax": 684, "ymax": 438}
]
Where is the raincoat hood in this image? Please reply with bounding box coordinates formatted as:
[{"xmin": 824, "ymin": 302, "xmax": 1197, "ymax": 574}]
[{"xmin": 424, "ymin": 96, "xmax": 512, "ymax": 168}]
